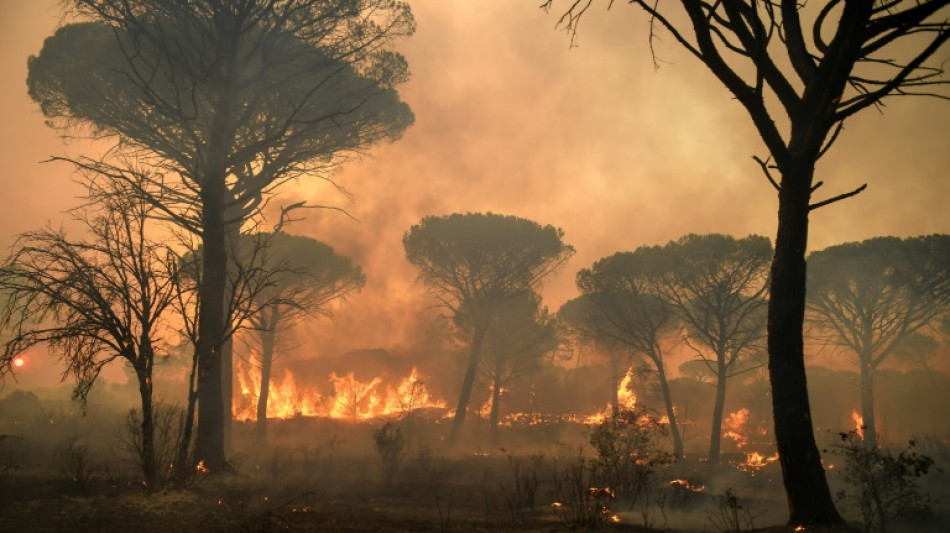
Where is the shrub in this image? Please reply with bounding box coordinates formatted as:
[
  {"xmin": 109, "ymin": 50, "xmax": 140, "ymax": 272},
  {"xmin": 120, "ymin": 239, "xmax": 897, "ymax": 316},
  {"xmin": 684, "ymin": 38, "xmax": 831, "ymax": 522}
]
[{"xmin": 832, "ymin": 431, "xmax": 934, "ymax": 532}]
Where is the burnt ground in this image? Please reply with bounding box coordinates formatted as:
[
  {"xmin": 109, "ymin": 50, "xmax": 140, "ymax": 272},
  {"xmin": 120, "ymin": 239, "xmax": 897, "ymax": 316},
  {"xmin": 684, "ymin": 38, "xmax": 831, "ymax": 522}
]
[{"xmin": 1, "ymin": 416, "xmax": 948, "ymax": 532}]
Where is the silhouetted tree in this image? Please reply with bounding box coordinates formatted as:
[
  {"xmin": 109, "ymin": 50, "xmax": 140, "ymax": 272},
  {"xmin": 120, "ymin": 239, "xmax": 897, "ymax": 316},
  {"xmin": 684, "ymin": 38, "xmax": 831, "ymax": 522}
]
[
  {"xmin": 403, "ymin": 212, "xmax": 574, "ymax": 444},
  {"xmin": 807, "ymin": 235, "xmax": 950, "ymax": 449},
  {"xmin": 0, "ymin": 187, "xmax": 180, "ymax": 490},
  {"xmin": 656, "ymin": 234, "xmax": 770, "ymax": 463},
  {"xmin": 458, "ymin": 291, "xmax": 559, "ymax": 445},
  {"xmin": 577, "ymin": 249, "xmax": 685, "ymax": 458},
  {"xmin": 239, "ymin": 231, "xmax": 365, "ymax": 441},
  {"xmin": 543, "ymin": 0, "xmax": 949, "ymax": 524},
  {"xmin": 558, "ymin": 295, "xmax": 635, "ymax": 418},
  {"xmin": 28, "ymin": 0, "xmax": 414, "ymax": 470}
]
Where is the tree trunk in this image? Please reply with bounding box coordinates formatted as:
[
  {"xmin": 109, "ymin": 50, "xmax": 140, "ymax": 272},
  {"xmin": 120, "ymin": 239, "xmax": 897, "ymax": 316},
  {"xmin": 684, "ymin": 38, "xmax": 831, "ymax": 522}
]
[
  {"xmin": 256, "ymin": 308, "xmax": 278, "ymax": 443},
  {"xmin": 768, "ymin": 162, "xmax": 843, "ymax": 525},
  {"xmin": 136, "ymin": 363, "xmax": 157, "ymax": 491},
  {"xmin": 859, "ymin": 357, "xmax": 877, "ymax": 448},
  {"xmin": 489, "ymin": 362, "xmax": 503, "ymax": 447},
  {"xmin": 655, "ymin": 356, "xmax": 683, "ymax": 458},
  {"xmin": 708, "ymin": 361, "xmax": 727, "ymax": 463},
  {"xmin": 173, "ymin": 348, "xmax": 199, "ymax": 487},
  {"xmin": 221, "ymin": 223, "xmax": 241, "ymax": 452},
  {"xmin": 194, "ymin": 170, "xmax": 228, "ymax": 471},
  {"xmin": 448, "ymin": 320, "xmax": 488, "ymax": 445},
  {"xmin": 610, "ymin": 355, "xmax": 621, "ymax": 419}
]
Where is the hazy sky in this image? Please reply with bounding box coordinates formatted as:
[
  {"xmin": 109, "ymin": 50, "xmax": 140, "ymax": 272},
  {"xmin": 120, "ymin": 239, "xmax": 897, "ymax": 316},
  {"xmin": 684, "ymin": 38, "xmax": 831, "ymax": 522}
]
[{"xmin": 2, "ymin": 1, "xmax": 948, "ymax": 387}]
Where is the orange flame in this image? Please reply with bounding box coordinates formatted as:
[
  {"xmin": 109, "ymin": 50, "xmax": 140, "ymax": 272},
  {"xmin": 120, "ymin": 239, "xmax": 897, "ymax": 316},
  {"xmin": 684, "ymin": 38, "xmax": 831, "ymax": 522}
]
[
  {"xmin": 722, "ymin": 408, "xmax": 750, "ymax": 448},
  {"xmin": 233, "ymin": 362, "xmax": 444, "ymax": 421},
  {"xmin": 738, "ymin": 450, "xmax": 779, "ymax": 472},
  {"xmin": 852, "ymin": 409, "xmax": 864, "ymax": 439}
]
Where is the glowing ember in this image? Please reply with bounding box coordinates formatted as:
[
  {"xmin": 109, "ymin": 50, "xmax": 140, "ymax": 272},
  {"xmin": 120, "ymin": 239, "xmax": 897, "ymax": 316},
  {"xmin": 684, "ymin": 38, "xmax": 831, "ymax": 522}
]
[
  {"xmin": 233, "ymin": 363, "xmax": 444, "ymax": 421},
  {"xmin": 12, "ymin": 357, "xmax": 24, "ymax": 368},
  {"xmin": 852, "ymin": 409, "xmax": 865, "ymax": 439},
  {"xmin": 196, "ymin": 460, "xmax": 209, "ymax": 473},
  {"xmin": 722, "ymin": 408, "xmax": 750, "ymax": 448}
]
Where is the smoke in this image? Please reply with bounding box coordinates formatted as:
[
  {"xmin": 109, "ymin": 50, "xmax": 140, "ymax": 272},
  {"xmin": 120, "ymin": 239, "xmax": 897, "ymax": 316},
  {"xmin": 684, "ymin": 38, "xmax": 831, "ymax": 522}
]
[{"xmin": 2, "ymin": 1, "xmax": 948, "ymax": 386}]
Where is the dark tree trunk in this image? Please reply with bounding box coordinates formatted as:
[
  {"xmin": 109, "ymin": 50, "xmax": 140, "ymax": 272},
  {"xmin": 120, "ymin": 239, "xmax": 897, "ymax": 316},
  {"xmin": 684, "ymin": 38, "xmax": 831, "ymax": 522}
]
[
  {"xmin": 136, "ymin": 362, "xmax": 157, "ymax": 491},
  {"xmin": 221, "ymin": 223, "xmax": 241, "ymax": 451},
  {"xmin": 655, "ymin": 356, "xmax": 683, "ymax": 458},
  {"xmin": 256, "ymin": 308, "xmax": 278, "ymax": 443},
  {"xmin": 859, "ymin": 357, "xmax": 877, "ymax": 448},
  {"xmin": 489, "ymin": 362, "xmax": 503, "ymax": 446},
  {"xmin": 768, "ymin": 162, "xmax": 843, "ymax": 525},
  {"xmin": 449, "ymin": 321, "xmax": 488, "ymax": 445},
  {"xmin": 222, "ymin": 335, "xmax": 233, "ymax": 450},
  {"xmin": 708, "ymin": 360, "xmax": 727, "ymax": 463},
  {"xmin": 194, "ymin": 170, "xmax": 228, "ymax": 471},
  {"xmin": 174, "ymin": 350, "xmax": 199, "ymax": 486}
]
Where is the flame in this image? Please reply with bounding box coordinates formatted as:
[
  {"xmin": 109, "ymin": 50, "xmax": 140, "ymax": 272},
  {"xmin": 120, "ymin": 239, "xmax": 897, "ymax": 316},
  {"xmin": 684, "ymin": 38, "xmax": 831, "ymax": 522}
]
[
  {"xmin": 738, "ymin": 450, "xmax": 779, "ymax": 472},
  {"xmin": 478, "ymin": 385, "xmax": 507, "ymax": 418},
  {"xmin": 669, "ymin": 479, "xmax": 706, "ymax": 492},
  {"xmin": 582, "ymin": 368, "xmax": 638, "ymax": 424},
  {"xmin": 617, "ymin": 368, "xmax": 637, "ymax": 410},
  {"xmin": 852, "ymin": 409, "xmax": 864, "ymax": 439},
  {"xmin": 722, "ymin": 408, "xmax": 750, "ymax": 448},
  {"xmin": 196, "ymin": 460, "xmax": 209, "ymax": 473},
  {"xmin": 233, "ymin": 362, "xmax": 444, "ymax": 421}
]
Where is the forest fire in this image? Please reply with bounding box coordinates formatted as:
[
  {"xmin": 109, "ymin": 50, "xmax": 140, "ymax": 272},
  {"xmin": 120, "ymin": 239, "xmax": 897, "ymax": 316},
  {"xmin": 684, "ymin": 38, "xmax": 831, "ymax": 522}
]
[{"xmin": 233, "ymin": 363, "xmax": 445, "ymax": 421}]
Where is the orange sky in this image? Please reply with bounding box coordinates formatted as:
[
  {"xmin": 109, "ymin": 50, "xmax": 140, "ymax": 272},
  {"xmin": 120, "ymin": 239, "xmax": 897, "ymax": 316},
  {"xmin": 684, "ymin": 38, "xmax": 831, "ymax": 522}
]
[{"xmin": 2, "ymin": 1, "xmax": 948, "ymax": 388}]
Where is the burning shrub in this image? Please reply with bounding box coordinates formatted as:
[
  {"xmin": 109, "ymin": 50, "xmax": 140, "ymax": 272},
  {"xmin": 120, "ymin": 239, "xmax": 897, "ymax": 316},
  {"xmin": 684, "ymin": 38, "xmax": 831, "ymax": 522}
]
[
  {"xmin": 587, "ymin": 407, "xmax": 672, "ymax": 508},
  {"xmin": 550, "ymin": 456, "xmax": 617, "ymax": 527},
  {"xmin": 373, "ymin": 421, "xmax": 405, "ymax": 486},
  {"xmin": 832, "ymin": 431, "xmax": 935, "ymax": 532}
]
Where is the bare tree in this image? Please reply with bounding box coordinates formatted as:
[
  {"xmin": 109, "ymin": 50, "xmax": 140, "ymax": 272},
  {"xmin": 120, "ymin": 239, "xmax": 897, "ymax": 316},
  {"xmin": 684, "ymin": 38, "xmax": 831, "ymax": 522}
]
[
  {"xmin": 807, "ymin": 235, "xmax": 950, "ymax": 449},
  {"xmin": 28, "ymin": 0, "xmax": 414, "ymax": 470},
  {"xmin": 0, "ymin": 187, "xmax": 179, "ymax": 490},
  {"xmin": 543, "ymin": 0, "xmax": 949, "ymax": 524},
  {"xmin": 403, "ymin": 212, "xmax": 574, "ymax": 445}
]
